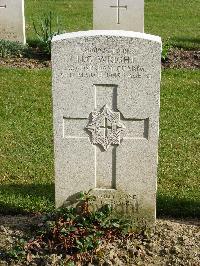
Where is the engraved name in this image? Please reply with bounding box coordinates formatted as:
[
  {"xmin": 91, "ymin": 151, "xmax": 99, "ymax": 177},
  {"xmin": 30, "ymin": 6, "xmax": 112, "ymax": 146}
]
[
  {"xmin": 75, "ymin": 55, "xmax": 135, "ymax": 64},
  {"xmin": 90, "ymin": 193, "xmax": 139, "ymax": 215},
  {"xmin": 67, "ymin": 45, "xmax": 147, "ymax": 79}
]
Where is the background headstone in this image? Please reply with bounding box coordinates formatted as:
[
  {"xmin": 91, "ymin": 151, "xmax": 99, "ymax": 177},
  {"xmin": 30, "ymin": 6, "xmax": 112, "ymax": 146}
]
[
  {"xmin": 93, "ymin": 0, "xmax": 144, "ymax": 32},
  {"xmin": 52, "ymin": 31, "xmax": 161, "ymax": 226},
  {"xmin": 0, "ymin": 0, "xmax": 26, "ymax": 43}
]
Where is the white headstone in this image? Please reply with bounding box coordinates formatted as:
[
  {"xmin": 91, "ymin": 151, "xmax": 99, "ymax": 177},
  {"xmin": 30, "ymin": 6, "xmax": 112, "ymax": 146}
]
[
  {"xmin": 93, "ymin": 0, "xmax": 144, "ymax": 32},
  {"xmin": 0, "ymin": 0, "xmax": 26, "ymax": 43},
  {"xmin": 52, "ymin": 31, "xmax": 161, "ymax": 226}
]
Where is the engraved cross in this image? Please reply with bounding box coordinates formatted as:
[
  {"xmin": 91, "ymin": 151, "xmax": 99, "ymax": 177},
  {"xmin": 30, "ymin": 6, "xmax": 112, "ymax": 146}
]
[
  {"xmin": 0, "ymin": 0, "xmax": 6, "ymax": 8},
  {"xmin": 63, "ymin": 84, "xmax": 149, "ymax": 190},
  {"xmin": 110, "ymin": 0, "xmax": 127, "ymax": 24},
  {"xmin": 101, "ymin": 117, "xmax": 124, "ymax": 134},
  {"xmin": 85, "ymin": 84, "xmax": 149, "ymax": 189},
  {"xmin": 86, "ymin": 104, "xmax": 126, "ymax": 151},
  {"xmin": 100, "ymin": 117, "xmax": 111, "ymax": 137}
]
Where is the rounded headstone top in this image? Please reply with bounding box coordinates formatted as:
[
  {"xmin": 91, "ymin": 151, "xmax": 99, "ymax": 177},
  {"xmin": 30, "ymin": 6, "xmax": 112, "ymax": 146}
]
[{"xmin": 52, "ymin": 30, "xmax": 161, "ymax": 44}]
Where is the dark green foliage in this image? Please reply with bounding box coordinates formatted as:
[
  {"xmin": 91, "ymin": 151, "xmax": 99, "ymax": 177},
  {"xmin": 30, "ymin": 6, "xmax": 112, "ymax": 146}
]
[
  {"xmin": 7, "ymin": 192, "xmax": 133, "ymax": 264},
  {"xmin": 32, "ymin": 11, "xmax": 63, "ymax": 55},
  {"xmin": 162, "ymin": 39, "xmax": 172, "ymax": 61},
  {"xmin": 0, "ymin": 40, "xmax": 27, "ymax": 58},
  {"xmin": 31, "ymin": 191, "xmax": 131, "ymax": 254},
  {"xmin": 6, "ymin": 240, "xmax": 26, "ymax": 260}
]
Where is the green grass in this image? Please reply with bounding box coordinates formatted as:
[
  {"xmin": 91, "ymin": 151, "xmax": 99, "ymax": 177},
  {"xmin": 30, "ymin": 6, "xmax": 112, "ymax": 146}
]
[
  {"xmin": 145, "ymin": 0, "xmax": 200, "ymax": 49},
  {"xmin": 0, "ymin": 68, "xmax": 199, "ymax": 217},
  {"xmin": 158, "ymin": 69, "xmax": 200, "ymax": 217},
  {"xmin": 25, "ymin": 0, "xmax": 200, "ymax": 50},
  {"xmin": 0, "ymin": 68, "xmax": 54, "ymax": 213}
]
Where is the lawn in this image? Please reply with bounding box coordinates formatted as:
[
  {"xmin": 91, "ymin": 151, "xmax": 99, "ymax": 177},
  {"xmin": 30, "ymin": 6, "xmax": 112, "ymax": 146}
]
[
  {"xmin": 25, "ymin": 0, "xmax": 200, "ymax": 49},
  {"xmin": 0, "ymin": 68, "xmax": 199, "ymax": 216},
  {"xmin": 158, "ymin": 69, "xmax": 200, "ymax": 217},
  {"xmin": 0, "ymin": 69, "xmax": 54, "ymax": 213}
]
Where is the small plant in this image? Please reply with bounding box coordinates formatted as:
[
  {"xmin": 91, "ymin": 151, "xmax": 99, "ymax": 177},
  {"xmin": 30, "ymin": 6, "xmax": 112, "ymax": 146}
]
[
  {"xmin": 162, "ymin": 39, "xmax": 172, "ymax": 62},
  {"xmin": 7, "ymin": 191, "xmax": 134, "ymax": 264},
  {"xmin": 6, "ymin": 241, "xmax": 26, "ymax": 260},
  {"xmin": 0, "ymin": 39, "xmax": 27, "ymax": 58},
  {"xmin": 33, "ymin": 11, "xmax": 63, "ymax": 56}
]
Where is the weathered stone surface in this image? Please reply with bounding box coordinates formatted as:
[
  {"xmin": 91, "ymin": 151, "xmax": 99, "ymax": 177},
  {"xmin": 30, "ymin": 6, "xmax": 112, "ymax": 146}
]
[
  {"xmin": 93, "ymin": 0, "xmax": 144, "ymax": 32},
  {"xmin": 0, "ymin": 0, "xmax": 25, "ymax": 43},
  {"xmin": 52, "ymin": 30, "xmax": 161, "ymax": 225}
]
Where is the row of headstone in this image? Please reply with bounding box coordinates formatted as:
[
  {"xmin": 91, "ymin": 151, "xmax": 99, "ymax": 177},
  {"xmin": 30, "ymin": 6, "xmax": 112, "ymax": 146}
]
[
  {"xmin": 0, "ymin": 0, "xmax": 25, "ymax": 43},
  {"xmin": 0, "ymin": 0, "xmax": 144, "ymax": 44},
  {"xmin": 0, "ymin": 0, "xmax": 143, "ymax": 44},
  {"xmin": 52, "ymin": 0, "xmax": 162, "ymax": 227}
]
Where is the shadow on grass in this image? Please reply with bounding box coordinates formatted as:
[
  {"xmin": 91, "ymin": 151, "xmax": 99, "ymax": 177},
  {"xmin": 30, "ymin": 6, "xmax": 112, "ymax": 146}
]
[
  {"xmin": 171, "ymin": 36, "xmax": 200, "ymax": 50},
  {"xmin": 0, "ymin": 183, "xmax": 55, "ymax": 215},
  {"xmin": 157, "ymin": 194, "xmax": 200, "ymax": 219},
  {"xmin": 0, "ymin": 184, "xmax": 199, "ymax": 218}
]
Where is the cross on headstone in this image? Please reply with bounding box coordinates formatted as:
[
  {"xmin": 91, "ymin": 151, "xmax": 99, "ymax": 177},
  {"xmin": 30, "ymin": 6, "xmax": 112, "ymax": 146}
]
[
  {"xmin": 101, "ymin": 117, "xmax": 111, "ymax": 136},
  {"xmin": 64, "ymin": 84, "xmax": 149, "ymax": 189},
  {"xmin": 110, "ymin": 0, "xmax": 127, "ymax": 24},
  {"xmin": 93, "ymin": 0, "xmax": 144, "ymax": 32},
  {"xmin": 99, "ymin": 116, "xmax": 124, "ymax": 140},
  {"xmin": 0, "ymin": 0, "xmax": 6, "ymax": 8},
  {"xmin": 0, "ymin": 2, "xmax": 6, "ymax": 8}
]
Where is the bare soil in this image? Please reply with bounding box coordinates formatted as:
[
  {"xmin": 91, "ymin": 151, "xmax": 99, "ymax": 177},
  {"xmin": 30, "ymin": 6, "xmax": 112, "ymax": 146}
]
[
  {"xmin": 0, "ymin": 49, "xmax": 199, "ymax": 70},
  {"xmin": 0, "ymin": 215, "xmax": 199, "ymax": 265},
  {"xmin": 162, "ymin": 49, "xmax": 200, "ymax": 69},
  {"xmin": 0, "ymin": 57, "xmax": 51, "ymax": 69}
]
